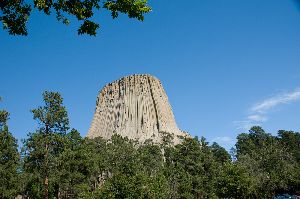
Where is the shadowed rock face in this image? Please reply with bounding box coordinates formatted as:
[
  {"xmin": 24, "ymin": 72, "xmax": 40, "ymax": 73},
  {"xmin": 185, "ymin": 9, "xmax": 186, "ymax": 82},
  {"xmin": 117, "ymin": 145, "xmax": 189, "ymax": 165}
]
[{"xmin": 87, "ymin": 74, "xmax": 187, "ymax": 143}]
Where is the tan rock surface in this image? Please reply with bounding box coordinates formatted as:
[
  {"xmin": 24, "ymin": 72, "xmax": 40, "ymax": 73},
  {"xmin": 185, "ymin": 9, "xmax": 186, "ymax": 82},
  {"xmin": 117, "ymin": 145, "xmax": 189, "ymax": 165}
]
[{"xmin": 87, "ymin": 74, "xmax": 188, "ymax": 143}]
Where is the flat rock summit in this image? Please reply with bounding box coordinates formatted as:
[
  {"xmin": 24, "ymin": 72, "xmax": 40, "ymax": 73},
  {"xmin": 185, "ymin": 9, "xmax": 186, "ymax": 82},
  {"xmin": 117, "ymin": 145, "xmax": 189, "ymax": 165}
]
[{"xmin": 87, "ymin": 74, "xmax": 188, "ymax": 143}]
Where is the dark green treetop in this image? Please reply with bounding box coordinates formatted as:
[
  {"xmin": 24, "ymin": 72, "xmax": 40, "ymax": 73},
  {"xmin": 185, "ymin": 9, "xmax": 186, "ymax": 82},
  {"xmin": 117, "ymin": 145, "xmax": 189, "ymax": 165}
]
[
  {"xmin": 0, "ymin": 97, "xmax": 20, "ymax": 199},
  {"xmin": 234, "ymin": 126, "xmax": 299, "ymax": 197},
  {"xmin": 31, "ymin": 91, "xmax": 69, "ymax": 135},
  {"xmin": 210, "ymin": 142, "xmax": 231, "ymax": 165},
  {"xmin": 0, "ymin": 97, "xmax": 9, "ymax": 129}
]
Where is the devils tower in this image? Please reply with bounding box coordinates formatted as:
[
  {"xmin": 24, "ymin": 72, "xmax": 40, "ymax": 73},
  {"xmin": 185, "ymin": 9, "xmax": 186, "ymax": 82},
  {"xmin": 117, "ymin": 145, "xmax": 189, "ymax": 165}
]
[{"xmin": 87, "ymin": 74, "xmax": 187, "ymax": 143}]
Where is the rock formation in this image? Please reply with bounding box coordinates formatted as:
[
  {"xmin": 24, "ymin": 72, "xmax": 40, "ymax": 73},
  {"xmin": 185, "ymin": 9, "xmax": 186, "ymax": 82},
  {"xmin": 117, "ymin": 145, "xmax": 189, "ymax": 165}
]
[{"xmin": 87, "ymin": 74, "xmax": 188, "ymax": 144}]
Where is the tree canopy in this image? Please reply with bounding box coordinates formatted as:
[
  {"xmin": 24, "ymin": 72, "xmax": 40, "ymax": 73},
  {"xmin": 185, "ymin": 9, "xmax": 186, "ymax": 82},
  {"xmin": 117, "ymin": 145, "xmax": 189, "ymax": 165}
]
[
  {"xmin": 0, "ymin": 97, "xmax": 20, "ymax": 199},
  {"xmin": 0, "ymin": 0, "xmax": 151, "ymax": 36},
  {"xmin": 0, "ymin": 93, "xmax": 300, "ymax": 199}
]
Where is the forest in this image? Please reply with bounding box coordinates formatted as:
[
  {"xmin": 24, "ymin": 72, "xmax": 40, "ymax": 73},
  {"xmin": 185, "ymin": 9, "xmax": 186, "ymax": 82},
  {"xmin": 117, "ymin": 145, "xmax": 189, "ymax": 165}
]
[{"xmin": 0, "ymin": 92, "xmax": 299, "ymax": 199}]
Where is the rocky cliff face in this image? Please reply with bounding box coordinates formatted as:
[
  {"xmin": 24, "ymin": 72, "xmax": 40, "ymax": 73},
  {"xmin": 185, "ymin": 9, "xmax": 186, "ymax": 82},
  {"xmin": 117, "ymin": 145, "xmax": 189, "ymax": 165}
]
[{"xmin": 87, "ymin": 74, "xmax": 188, "ymax": 144}]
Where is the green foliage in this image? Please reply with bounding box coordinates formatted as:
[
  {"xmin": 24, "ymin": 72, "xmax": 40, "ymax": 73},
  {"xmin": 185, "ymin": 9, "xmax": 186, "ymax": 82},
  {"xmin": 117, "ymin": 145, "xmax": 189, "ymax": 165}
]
[
  {"xmin": 1, "ymin": 0, "xmax": 151, "ymax": 35},
  {"xmin": 90, "ymin": 135, "xmax": 169, "ymax": 199},
  {"xmin": 55, "ymin": 130, "xmax": 93, "ymax": 198},
  {"xmin": 22, "ymin": 91, "xmax": 70, "ymax": 199},
  {"xmin": 0, "ymin": 127, "xmax": 20, "ymax": 199},
  {"xmin": 0, "ymin": 110, "xmax": 9, "ymax": 129},
  {"xmin": 278, "ymin": 130, "xmax": 300, "ymax": 162},
  {"xmin": 19, "ymin": 116, "xmax": 300, "ymax": 199},
  {"xmin": 0, "ymin": 97, "xmax": 9, "ymax": 130},
  {"xmin": 278, "ymin": 130, "xmax": 300, "ymax": 192},
  {"xmin": 31, "ymin": 91, "xmax": 69, "ymax": 134},
  {"xmin": 216, "ymin": 162, "xmax": 255, "ymax": 199},
  {"xmin": 211, "ymin": 142, "xmax": 231, "ymax": 165},
  {"xmin": 0, "ymin": 100, "xmax": 20, "ymax": 199},
  {"xmin": 2, "ymin": 92, "xmax": 300, "ymax": 198},
  {"xmin": 164, "ymin": 137, "xmax": 218, "ymax": 199},
  {"xmin": 234, "ymin": 126, "xmax": 300, "ymax": 198},
  {"xmin": 0, "ymin": 0, "xmax": 31, "ymax": 35}
]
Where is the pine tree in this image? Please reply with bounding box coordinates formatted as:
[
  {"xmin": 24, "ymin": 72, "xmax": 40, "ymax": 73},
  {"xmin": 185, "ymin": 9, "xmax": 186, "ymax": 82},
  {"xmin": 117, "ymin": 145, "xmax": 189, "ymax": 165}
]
[
  {"xmin": 22, "ymin": 91, "xmax": 69, "ymax": 199},
  {"xmin": 0, "ymin": 98, "xmax": 20, "ymax": 199}
]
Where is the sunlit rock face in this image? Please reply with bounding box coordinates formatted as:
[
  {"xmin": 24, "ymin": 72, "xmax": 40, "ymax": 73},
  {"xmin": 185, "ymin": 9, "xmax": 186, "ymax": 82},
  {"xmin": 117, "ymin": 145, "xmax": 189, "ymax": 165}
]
[{"xmin": 87, "ymin": 74, "xmax": 188, "ymax": 144}]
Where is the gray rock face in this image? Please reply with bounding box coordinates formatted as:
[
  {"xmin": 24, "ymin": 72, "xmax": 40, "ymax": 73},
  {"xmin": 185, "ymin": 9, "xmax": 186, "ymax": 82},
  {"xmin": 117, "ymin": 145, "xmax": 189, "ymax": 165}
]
[{"xmin": 87, "ymin": 74, "xmax": 188, "ymax": 143}]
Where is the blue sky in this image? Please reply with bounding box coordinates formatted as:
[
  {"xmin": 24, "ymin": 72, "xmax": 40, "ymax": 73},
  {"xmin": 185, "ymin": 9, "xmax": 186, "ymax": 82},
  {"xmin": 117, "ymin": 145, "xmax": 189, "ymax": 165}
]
[{"xmin": 1, "ymin": 0, "xmax": 300, "ymax": 150}]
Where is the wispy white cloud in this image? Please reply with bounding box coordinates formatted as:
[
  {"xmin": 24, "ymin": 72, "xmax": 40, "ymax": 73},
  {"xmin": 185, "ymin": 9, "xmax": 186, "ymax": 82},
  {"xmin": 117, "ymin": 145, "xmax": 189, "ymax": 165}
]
[
  {"xmin": 212, "ymin": 136, "xmax": 235, "ymax": 144},
  {"xmin": 234, "ymin": 88, "xmax": 300, "ymax": 130},
  {"xmin": 247, "ymin": 114, "xmax": 268, "ymax": 122},
  {"xmin": 233, "ymin": 120, "xmax": 259, "ymax": 130},
  {"xmin": 251, "ymin": 88, "xmax": 300, "ymax": 113}
]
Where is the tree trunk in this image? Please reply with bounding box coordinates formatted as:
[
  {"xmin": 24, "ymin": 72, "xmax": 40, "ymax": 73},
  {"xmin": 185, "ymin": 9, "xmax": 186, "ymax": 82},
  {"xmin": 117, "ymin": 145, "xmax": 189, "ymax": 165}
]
[
  {"xmin": 56, "ymin": 186, "xmax": 61, "ymax": 199},
  {"xmin": 44, "ymin": 176, "xmax": 49, "ymax": 199},
  {"xmin": 24, "ymin": 191, "xmax": 29, "ymax": 199},
  {"xmin": 44, "ymin": 124, "xmax": 49, "ymax": 199}
]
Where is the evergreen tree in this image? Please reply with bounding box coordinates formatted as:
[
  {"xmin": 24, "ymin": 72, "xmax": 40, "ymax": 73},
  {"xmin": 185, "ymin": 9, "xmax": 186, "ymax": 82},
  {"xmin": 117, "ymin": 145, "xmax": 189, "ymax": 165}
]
[
  {"xmin": 0, "ymin": 98, "xmax": 20, "ymax": 199},
  {"xmin": 278, "ymin": 130, "xmax": 300, "ymax": 194},
  {"xmin": 216, "ymin": 162, "xmax": 255, "ymax": 199},
  {"xmin": 56, "ymin": 129, "xmax": 97, "ymax": 198},
  {"xmin": 165, "ymin": 136, "xmax": 218, "ymax": 199},
  {"xmin": 210, "ymin": 142, "xmax": 231, "ymax": 165},
  {"xmin": 10, "ymin": 91, "xmax": 300, "ymax": 199},
  {"xmin": 22, "ymin": 91, "xmax": 69, "ymax": 199},
  {"xmin": 235, "ymin": 126, "xmax": 298, "ymax": 198}
]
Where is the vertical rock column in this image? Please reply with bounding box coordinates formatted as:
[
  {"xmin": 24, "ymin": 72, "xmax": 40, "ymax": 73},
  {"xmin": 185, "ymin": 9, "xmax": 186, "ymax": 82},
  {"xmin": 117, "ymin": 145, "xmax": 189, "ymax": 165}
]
[{"xmin": 87, "ymin": 74, "xmax": 186, "ymax": 143}]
